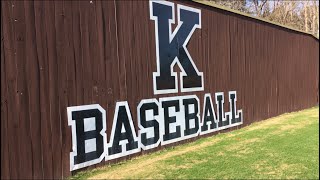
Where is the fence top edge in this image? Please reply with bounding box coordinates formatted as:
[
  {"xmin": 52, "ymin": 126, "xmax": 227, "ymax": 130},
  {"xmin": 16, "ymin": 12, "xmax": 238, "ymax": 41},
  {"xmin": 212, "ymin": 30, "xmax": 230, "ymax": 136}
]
[{"xmin": 193, "ymin": 0, "xmax": 319, "ymax": 41}]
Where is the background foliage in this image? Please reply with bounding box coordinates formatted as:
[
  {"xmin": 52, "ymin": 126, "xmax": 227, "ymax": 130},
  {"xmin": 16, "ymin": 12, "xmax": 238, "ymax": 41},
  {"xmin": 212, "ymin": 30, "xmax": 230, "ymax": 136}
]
[{"xmin": 208, "ymin": 0, "xmax": 319, "ymax": 37}]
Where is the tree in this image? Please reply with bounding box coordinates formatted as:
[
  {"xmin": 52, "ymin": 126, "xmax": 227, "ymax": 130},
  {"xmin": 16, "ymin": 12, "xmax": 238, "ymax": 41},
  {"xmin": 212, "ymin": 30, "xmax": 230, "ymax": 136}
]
[
  {"xmin": 208, "ymin": 0, "xmax": 247, "ymax": 13},
  {"xmin": 206, "ymin": 0, "xmax": 319, "ymax": 37}
]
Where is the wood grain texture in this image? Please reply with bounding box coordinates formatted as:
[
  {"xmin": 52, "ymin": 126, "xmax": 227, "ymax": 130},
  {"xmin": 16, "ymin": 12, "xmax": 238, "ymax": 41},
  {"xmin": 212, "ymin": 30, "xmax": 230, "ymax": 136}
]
[{"xmin": 1, "ymin": 0, "xmax": 319, "ymax": 179}]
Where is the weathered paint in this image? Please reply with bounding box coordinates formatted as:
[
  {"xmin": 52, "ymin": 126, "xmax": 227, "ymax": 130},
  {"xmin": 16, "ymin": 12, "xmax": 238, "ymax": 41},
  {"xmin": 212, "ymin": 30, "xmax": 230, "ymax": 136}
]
[{"xmin": 1, "ymin": 0, "xmax": 318, "ymax": 179}]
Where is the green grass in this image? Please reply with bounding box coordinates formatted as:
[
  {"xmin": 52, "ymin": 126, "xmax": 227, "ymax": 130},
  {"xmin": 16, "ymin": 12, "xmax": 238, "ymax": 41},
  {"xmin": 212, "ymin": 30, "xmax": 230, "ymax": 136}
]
[{"xmin": 71, "ymin": 107, "xmax": 319, "ymax": 179}]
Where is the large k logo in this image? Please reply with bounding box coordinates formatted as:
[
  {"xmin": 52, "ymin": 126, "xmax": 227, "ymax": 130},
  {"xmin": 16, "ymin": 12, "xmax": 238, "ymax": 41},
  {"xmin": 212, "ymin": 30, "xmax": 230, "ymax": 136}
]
[{"xmin": 150, "ymin": 1, "xmax": 204, "ymax": 95}]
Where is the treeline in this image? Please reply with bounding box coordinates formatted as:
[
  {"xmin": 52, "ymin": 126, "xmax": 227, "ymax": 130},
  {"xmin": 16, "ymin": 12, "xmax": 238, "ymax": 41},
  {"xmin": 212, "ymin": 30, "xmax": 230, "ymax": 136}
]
[{"xmin": 208, "ymin": 0, "xmax": 319, "ymax": 37}]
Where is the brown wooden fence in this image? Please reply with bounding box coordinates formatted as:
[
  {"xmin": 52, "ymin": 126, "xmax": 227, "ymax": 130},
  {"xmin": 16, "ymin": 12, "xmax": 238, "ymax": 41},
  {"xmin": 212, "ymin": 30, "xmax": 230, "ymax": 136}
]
[{"xmin": 1, "ymin": 0, "xmax": 318, "ymax": 179}]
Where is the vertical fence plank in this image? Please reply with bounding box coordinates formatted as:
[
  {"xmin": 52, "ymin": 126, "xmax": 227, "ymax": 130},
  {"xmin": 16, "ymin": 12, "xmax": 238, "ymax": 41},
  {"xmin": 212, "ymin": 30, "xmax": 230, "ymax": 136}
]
[
  {"xmin": 24, "ymin": 1, "xmax": 43, "ymax": 178},
  {"xmin": 1, "ymin": 3, "xmax": 10, "ymax": 178},
  {"xmin": 34, "ymin": 1, "xmax": 54, "ymax": 178},
  {"xmin": 61, "ymin": 1, "xmax": 74, "ymax": 177},
  {"xmin": 12, "ymin": 1, "xmax": 34, "ymax": 178}
]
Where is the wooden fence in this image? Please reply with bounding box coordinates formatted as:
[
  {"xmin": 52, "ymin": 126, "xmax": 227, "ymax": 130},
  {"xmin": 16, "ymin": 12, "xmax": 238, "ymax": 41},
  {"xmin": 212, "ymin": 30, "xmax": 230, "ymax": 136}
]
[{"xmin": 1, "ymin": 0, "xmax": 318, "ymax": 179}]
